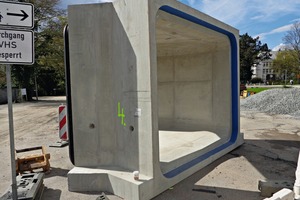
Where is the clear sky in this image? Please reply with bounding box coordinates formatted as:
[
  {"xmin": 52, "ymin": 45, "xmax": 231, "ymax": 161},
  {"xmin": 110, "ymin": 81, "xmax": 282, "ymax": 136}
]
[{"xmin": 59, "ymin": 0, "xmax": 300, "ymax": 51}]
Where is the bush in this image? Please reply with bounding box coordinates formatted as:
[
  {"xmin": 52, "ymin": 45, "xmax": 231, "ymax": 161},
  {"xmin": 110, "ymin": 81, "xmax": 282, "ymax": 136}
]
[{"xmin": 251, "ymin": 77, "xmax": 263, "ymax": 84}]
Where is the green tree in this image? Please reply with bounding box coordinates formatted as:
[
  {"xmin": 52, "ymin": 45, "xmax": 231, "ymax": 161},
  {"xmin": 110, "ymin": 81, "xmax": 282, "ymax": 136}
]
[
  {"xmin": 283, "ymin": 21, "xmax": 300, "ymax": 63},
  {"xmin": 272, "ymin": 50, "xmax": 298, "ymax": 81},
  {"xmin": 283, "ymin": 21, "xmax": 300, "ymax": 82},
  {"xmin": 0, "ymin": 66, "xmax": 5, "ymax": 88},
  {"xmin": 12, "ymin": 0, "xmax": 66, "ymax": 100},
  {"xmin": 35, "ymin": 16, "xmax": 67, "ymax": 95},
  {"xmin": 240, "ymin": 33, "xmax": 271, "ymax": 82}
]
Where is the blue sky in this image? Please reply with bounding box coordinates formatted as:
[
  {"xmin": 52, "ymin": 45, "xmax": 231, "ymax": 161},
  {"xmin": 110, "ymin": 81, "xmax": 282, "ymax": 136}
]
[{"xmin": 60, "ymin": 0, "xmax": 300, "ymax": 51}]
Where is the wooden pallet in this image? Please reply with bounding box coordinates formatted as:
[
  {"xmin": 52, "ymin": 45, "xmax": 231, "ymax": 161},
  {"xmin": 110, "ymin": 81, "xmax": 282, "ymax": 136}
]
[{"xmin": 15, "ymin": 146, "xmax": 50, "ymax": 175}]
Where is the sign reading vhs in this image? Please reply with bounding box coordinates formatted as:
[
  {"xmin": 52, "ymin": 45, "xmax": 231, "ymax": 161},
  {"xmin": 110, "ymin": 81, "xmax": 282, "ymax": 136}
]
[{"xmin": 0, "ymin": 29, "xmax": 34, "ymax": 64}]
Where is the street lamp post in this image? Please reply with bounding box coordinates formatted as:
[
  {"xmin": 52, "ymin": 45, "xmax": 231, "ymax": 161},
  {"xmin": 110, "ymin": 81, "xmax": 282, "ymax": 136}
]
[{"xmin": 285, "ymin": 69, "xmax": 287, "ymax": 85}]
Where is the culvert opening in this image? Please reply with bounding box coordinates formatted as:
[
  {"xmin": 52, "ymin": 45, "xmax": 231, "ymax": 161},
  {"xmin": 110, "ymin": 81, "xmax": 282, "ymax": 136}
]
[{"xmin": 156, "ymin": 9, "xmax": 233, "ymax": 174}]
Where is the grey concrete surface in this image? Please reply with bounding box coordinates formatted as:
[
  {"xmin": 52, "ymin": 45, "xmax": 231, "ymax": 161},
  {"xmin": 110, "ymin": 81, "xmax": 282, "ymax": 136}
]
[
  {"xmin": 153, "ymin": 110, "xmax": 300, "ymax": 200},
  {"xmin": 0, "ymin": 97, "xmax": 299, "ymax": 199},
  {"xmin": 67, "ymin": 0, "xmax": 242, "ymax": 199}
]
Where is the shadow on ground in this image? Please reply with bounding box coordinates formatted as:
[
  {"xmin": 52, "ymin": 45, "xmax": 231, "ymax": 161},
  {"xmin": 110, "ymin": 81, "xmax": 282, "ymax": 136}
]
[
  {"xmin": 153, "ymin": 139, "xmax": 299, "ymax": 200},
  {"xmin": 44, "ymin": 167, "xmax": 70, "ymax": 179},
  {"xmin": 42, "ymin": 187, "xmax": 62, "ymax": 200}
]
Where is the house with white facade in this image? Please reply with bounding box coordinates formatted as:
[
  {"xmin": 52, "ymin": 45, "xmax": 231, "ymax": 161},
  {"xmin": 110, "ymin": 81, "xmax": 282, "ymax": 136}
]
[{"xmin": 251, "ymin": 51, "xmax": 278, "ymax": 82}]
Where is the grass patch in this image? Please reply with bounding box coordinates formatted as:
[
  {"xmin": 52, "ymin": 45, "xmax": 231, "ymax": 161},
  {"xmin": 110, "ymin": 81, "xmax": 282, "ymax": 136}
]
[{"xmin": 246, "ymin": 87, "xmax": 270, "ymax": 93}]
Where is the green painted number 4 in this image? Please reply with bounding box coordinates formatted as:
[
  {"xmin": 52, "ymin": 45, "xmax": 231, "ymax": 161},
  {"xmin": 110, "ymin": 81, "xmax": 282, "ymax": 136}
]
[{"xmin": 118, "ymin": 102, "xmax": 126, "ymax": 127}]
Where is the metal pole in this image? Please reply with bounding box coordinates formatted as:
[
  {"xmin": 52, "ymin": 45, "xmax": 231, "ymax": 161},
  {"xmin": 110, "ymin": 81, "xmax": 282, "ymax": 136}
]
[
  {"xmin": 34, "ymin": 74, "xmax": 38, "ymax": 101},
  {"xmin": 285, "ymin": 69, "xmax": 287, "ymax": 86},
  {"xmin": 6, "ymin": 65, "xmax": 18, "ymax": 200}
]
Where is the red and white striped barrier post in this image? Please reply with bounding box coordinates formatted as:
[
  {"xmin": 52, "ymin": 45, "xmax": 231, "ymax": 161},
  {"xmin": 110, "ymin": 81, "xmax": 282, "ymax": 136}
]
[{"xmin": 59, "ymin": 105, "xmax": 68, "ymax": 141}]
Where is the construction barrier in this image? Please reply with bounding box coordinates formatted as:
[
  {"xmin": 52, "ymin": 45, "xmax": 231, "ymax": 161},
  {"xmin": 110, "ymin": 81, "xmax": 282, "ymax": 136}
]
[{"xmin": 59, "ymin": 105, "xmax": 68, "ymax": 141}]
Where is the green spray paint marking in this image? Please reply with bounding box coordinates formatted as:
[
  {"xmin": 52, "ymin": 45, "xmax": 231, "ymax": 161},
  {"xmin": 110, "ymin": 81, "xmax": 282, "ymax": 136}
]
[{"xmin": 118, "ymin": 102, "xmax": 126, "ymax": 127}]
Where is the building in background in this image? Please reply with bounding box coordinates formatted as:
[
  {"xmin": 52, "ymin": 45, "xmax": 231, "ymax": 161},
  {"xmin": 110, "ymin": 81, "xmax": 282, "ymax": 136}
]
[{"xmin": 251, "ymin": 51, "xmax": 278, "ymax": 83}]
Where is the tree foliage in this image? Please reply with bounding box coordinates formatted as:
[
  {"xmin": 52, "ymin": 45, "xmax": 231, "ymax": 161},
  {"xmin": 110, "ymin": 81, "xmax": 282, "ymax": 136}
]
[
  {"xmin": 239, "ymin": 33, "xmax": 271, "ymax": 82},
  {"xmin": 272, "ymin": 50, "xmax": 299, "ymax": 78},
  {"xmin": 12, "ymin": 0, "xmax": 66, "ymax": 99},
  {"xmin": 0, "ymin": 66, "xmax": 5, "ymax": 88},
  {"xmin": 282, "ymin": 21, "xmax": 300, "ymax": 83},
  {"xmin": 283, "ymin": 21, "xmax": 300, "ymax": 65},
  {"xmin": 250, "ymin": 77, "xmax": 263, "ymax": 84}
]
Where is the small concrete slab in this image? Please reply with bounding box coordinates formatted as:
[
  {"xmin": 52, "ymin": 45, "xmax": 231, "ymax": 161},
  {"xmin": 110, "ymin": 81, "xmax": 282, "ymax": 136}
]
[
  {"xmin": 258, "ymin": 180, "xmax": 294, "ymax": 197},
  {"xmin": 49, "ymin": 140, "xmax": 68, "ymax": 148}
]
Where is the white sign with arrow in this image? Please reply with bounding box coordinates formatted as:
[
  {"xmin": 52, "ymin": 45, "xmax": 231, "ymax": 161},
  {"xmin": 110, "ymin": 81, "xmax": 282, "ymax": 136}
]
[{"xmin": 0, "ymin": 1, "xmax": 34, "ymax": 29}]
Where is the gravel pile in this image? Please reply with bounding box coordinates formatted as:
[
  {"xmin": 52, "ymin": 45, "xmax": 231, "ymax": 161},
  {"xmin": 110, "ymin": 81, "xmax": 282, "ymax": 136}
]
[{"xmin": 240, "ymin": 88, "xmax": 300, "ymax": 118}]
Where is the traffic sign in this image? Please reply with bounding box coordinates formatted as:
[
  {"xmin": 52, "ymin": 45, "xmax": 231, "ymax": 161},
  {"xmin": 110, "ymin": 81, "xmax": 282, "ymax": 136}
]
[
  {"xmin": 0, "ymin": 1, "xmax": 34, "ymax": 29},
  {"xmin": 0, "ymin": 29, "xmax": 34, "ymax": 64}
]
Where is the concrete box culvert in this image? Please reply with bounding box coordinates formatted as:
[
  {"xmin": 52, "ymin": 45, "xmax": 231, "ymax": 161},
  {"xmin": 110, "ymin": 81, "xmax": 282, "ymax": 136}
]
[{"xmin": 66, "ymin": 0, "xmax": 243, "ymax": 199}]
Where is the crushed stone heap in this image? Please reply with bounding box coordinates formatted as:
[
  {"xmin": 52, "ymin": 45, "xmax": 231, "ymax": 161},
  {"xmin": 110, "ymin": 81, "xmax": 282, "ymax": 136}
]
[{"xmin": 240, "ymin": 88, "xmax": 300, "ymax": 118}]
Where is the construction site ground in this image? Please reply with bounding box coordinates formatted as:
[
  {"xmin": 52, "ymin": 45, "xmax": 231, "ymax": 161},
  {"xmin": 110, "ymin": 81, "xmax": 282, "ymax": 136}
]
[{"xmin": 0, "ymin": 96, "xmax": 299, "ymax": 200}]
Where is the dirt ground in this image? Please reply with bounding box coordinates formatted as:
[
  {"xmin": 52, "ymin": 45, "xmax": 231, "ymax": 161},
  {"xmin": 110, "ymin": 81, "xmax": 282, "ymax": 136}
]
[{"xmin": 0, "ymin": 96, "xmax": 299, "ymax": 200}]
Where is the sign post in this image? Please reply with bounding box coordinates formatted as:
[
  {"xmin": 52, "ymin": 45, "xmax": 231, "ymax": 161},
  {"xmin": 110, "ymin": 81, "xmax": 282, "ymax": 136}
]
[
  {"xmin": 0, "ymin": 1, "xmax": 34, "ymax": 199},
  {"xmin": 6, "ymin": 64, "xmax": 17, "ymax": 200}
]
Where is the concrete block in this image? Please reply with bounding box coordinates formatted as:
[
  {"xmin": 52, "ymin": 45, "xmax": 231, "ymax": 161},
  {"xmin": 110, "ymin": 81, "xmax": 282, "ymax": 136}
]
[
  {"xmin": 263, "ymin": 188, "xmax": 294, "ymax": 200},
  {"xmin": 259, "ymin": 180, "xmax": 294, "ymax": 197},
  {"xmin": 295, "ymin": 185, "xmax": 300, "ymax": 200},
  {"xmin": 66, "ymin": 0, "xmax": 243, "ymax": 199}
]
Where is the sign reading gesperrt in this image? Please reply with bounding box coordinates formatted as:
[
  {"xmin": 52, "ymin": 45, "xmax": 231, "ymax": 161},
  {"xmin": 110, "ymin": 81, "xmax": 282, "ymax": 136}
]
[
  {"xmin": 0, "ymin": 29, "xmax": 34, "ymax": 64},
  {"xmin": 0, "ymin": 1, "xmax": 34, "ymax": 29}
]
